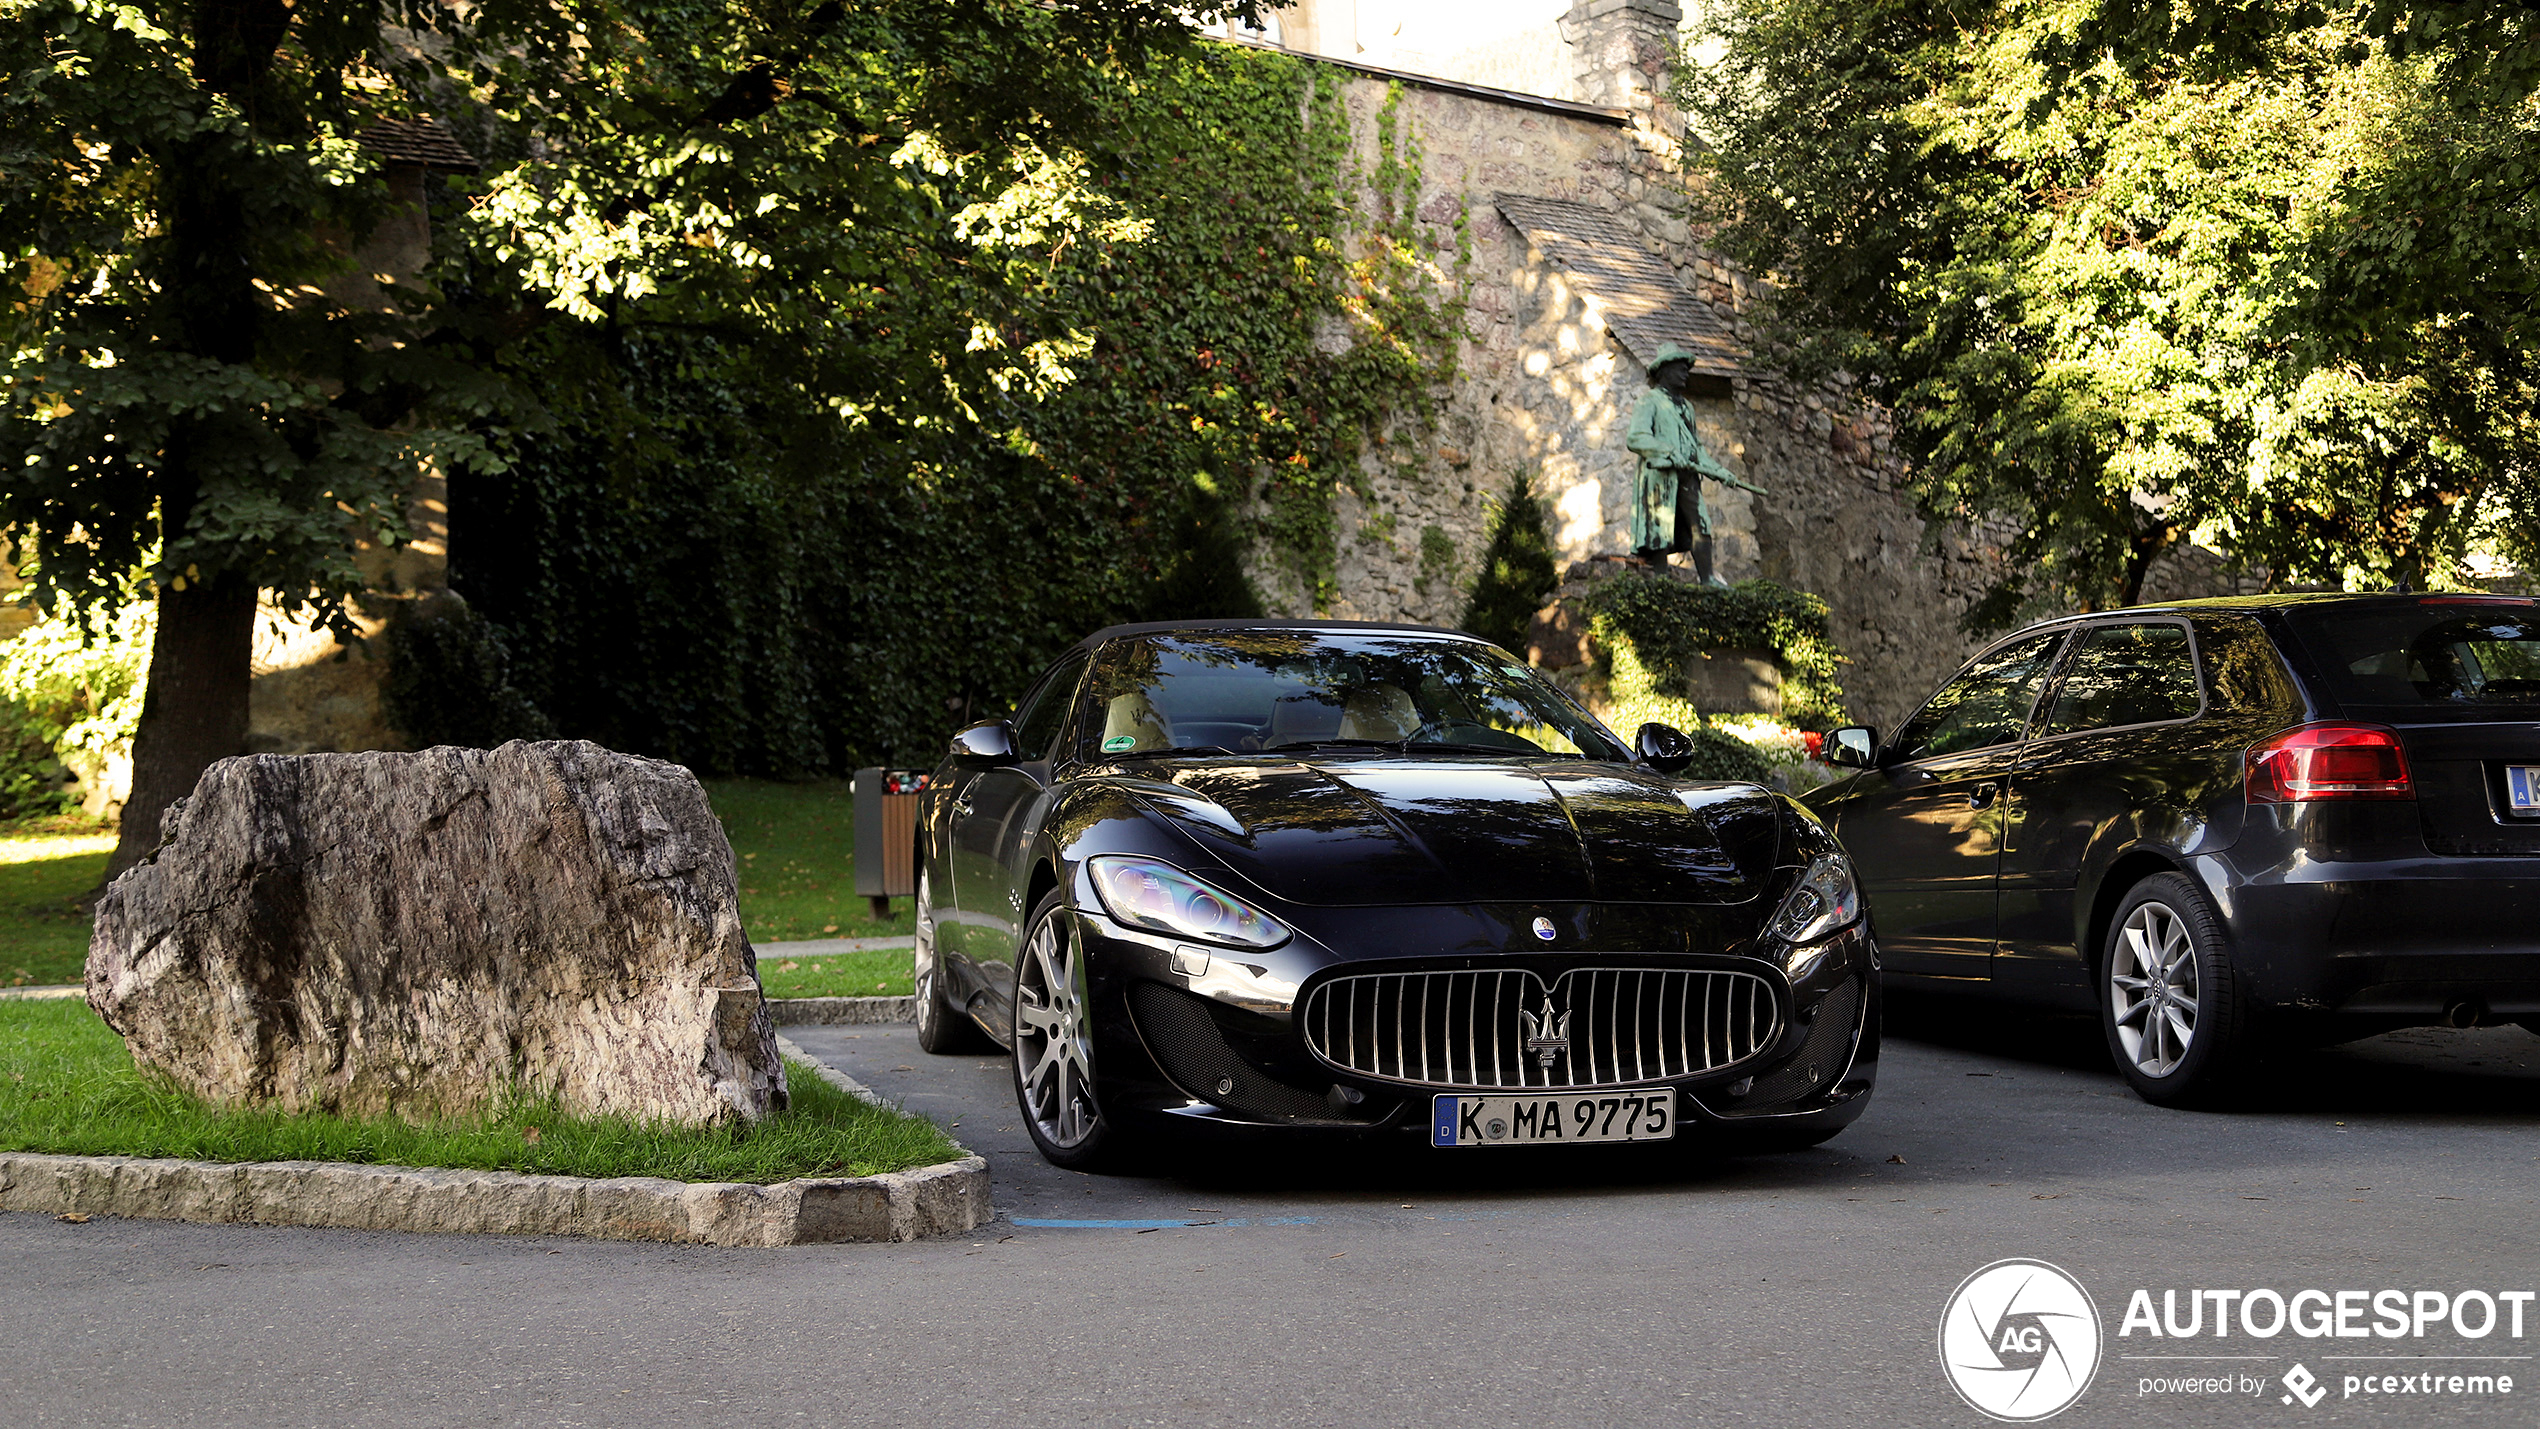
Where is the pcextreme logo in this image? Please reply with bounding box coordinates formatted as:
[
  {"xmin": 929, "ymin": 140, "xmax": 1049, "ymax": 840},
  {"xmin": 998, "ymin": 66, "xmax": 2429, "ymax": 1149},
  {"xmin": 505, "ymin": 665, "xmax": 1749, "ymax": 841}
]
[{"xmin": 1939, "ymin": 1259, "xmax": 2105, "ymax": 1422}]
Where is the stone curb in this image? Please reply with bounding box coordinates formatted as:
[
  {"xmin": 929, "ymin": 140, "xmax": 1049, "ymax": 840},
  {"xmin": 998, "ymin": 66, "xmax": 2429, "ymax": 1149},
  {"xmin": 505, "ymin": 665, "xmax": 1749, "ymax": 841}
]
[
  {"xmin": 0, "ymin": 1047, "xmax": 990, "ymax": 1247},
  {"xmin": 0, "ymin": 985, "xmax": 84, "ymax": 1001},
  {"xmin": 768, "ymin": 994, "xmax": 916, "ymax": 1024}
]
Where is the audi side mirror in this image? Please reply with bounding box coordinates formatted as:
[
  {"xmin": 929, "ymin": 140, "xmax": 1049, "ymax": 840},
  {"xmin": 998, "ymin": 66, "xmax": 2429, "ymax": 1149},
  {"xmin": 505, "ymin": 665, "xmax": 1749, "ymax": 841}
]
[
  {"xmin": 1826, "ymin": 726, "xmax": 1878, "ymax": 769},
  {"xmin": 950, "ymin": 719, "xmax": 1020, "ymax": 766},
  {"xmin": 1635, "ymin": 721, "xmax": 1697, "ymax": 775}
]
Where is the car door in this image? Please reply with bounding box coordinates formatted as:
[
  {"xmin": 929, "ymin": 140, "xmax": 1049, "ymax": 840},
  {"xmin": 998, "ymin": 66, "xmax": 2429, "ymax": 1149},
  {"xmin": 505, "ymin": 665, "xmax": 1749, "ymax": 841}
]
[
  {"xmin": 1996, "ymin": 620, "xmax": 2211, "ymax": 996},
  {"xmin": 944, "ymin": 649, "xmax": 1089, "ymax": 1035},
  {"xmin": 1836, "ymin": 631, "xmax": 2068, "ymax": 980}
]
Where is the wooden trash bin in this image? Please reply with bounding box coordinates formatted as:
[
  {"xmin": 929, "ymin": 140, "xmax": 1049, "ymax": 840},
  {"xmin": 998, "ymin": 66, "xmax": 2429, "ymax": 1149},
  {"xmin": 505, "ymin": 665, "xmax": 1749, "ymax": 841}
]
[{"xmin": 853, "ymin": 768, "xmax": 923, "ymax": 917}]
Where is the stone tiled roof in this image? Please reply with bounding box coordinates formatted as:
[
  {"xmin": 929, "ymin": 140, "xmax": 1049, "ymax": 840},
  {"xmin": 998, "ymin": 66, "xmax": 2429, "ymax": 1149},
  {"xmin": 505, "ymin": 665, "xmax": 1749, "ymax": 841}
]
[
  {"xmin": 357, "ymin": 119, "xmax": 480, "ymax": 174},
  {"xmin": 1493, "ymin": 193, "xmax": 1743, "ymax": 378}
]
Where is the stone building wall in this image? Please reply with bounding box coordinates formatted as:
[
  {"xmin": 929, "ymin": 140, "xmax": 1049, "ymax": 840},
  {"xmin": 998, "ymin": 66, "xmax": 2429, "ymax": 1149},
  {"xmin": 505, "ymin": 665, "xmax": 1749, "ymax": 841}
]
[{"xmin": 1252, "ymin": 7, "xmax": 2022, "ymax": 731}]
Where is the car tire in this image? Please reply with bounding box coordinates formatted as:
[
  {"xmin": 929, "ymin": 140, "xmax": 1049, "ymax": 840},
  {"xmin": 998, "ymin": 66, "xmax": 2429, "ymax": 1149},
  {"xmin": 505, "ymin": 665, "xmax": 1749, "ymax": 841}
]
[
  {"xmin": 2098, "ymin": 871, "xmax": 2257, "ymax": 1108},
  {"xmin": 914, "ymin": 865, "xmax": 991, "ymax": 1055},
  {"xmin": 1010, "ymin": 888, "xmax": 1138, "ymax": 1171}
]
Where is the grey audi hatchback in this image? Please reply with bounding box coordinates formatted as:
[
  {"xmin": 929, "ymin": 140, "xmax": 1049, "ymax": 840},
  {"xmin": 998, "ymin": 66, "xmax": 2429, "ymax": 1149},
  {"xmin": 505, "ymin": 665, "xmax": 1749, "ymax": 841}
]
[{"xmin": 1805, "ymin": 593, "xmax": 2540, "ymax": 1105}]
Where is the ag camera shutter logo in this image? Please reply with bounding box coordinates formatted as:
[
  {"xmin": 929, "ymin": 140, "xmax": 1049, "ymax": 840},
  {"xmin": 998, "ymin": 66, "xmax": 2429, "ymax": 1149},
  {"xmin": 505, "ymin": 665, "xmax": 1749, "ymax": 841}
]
[{"xmin": 1940, "ymin": 1258, "xmax": 2104, "ymax": 1421}]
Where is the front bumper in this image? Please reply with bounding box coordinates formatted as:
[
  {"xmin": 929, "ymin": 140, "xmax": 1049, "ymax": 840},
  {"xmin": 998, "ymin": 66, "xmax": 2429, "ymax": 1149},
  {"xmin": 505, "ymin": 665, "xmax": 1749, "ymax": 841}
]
[{"xmin": 1072, "ymin": 901, "xmax": 1880, "ymax": 1144}]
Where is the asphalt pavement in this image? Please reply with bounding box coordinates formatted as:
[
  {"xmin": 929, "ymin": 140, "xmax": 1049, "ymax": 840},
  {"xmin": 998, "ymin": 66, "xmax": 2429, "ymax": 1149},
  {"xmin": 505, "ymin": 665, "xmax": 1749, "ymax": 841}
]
[{"xmin": 6, "ymin": 997, "xmax": 2537, "ymax": 1428}]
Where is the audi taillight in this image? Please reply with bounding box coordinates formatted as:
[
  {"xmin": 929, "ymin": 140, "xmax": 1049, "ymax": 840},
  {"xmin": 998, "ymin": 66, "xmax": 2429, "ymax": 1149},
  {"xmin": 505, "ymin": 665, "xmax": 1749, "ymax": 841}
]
[{"xmin": 2246, "ymin": 723, "xmax": 2414, "ymax": 802}]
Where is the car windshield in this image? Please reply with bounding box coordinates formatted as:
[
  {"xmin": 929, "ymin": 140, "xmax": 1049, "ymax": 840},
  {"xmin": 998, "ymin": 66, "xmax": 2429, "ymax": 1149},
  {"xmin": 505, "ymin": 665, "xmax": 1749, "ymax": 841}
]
[
  {"xmin": 2287, "ymin": 601, "xmax": 2540, "ymax": 713},
  {"xmin": 1080, "ymin": 631, "xmax": 1630, "ymax": 761}
]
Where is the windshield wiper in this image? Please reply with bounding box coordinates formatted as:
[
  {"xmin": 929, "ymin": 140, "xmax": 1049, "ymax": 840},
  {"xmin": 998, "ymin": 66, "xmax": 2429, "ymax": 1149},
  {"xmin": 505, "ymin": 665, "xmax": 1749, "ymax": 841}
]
[
  {"xmin": 1263, "ymin": 738, "xmax": 1406, "ymax": 755},
  {"xmin": 1126, "ymin": 744, "xmax": 1235, "ymax": 758}
]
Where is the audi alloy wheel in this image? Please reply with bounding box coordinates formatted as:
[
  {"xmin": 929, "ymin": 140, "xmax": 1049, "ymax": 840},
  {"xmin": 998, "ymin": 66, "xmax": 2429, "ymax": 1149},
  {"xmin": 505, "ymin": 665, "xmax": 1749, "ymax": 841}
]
[{"xmin": 2099, "ymin": 872, "xmax": 2253, "ymax": 1107}]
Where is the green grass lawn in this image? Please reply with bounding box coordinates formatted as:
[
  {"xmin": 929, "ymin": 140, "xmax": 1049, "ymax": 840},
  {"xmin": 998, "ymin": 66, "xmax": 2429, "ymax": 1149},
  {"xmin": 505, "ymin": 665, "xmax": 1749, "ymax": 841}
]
[
  {"xmin": 0, "ymin": 781, "xmax": 915, "ymax": 992},
  {"xmin": 0, "ymin": 997, "xmax": 958, "ymax": 1182},
  {"xmin": 759, "ymin": 948, "xmax": 914, "ymax": 999},
  {"xmin": 1, "ymin": 817, "xmax": 114, "ymax": 988},
  {"xmin": 704, "ymin": 777, "xmax": 918, "ymax": 945}
]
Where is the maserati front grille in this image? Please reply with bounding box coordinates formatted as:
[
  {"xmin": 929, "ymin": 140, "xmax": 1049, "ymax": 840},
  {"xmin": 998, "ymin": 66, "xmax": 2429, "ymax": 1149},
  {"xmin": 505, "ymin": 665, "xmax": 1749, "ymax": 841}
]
[{"xmin": 1300, "ymin": 966, "xmax": 1780, "ymax": 1090}]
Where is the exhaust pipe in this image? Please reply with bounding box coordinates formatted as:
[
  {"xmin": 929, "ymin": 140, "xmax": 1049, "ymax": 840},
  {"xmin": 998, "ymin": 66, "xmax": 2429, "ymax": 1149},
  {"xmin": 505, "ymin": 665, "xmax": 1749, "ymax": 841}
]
[{"xmin": 2442, "ymin": 998, "xmax": 2488, "ymax": 1029}]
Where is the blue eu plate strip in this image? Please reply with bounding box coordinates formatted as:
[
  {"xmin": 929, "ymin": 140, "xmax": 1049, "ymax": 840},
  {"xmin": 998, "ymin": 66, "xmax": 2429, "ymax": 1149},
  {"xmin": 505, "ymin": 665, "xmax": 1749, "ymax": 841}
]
[{"xmin": 1432, "ymin": 1095, "xmax": 1460, "ymax": 1147}]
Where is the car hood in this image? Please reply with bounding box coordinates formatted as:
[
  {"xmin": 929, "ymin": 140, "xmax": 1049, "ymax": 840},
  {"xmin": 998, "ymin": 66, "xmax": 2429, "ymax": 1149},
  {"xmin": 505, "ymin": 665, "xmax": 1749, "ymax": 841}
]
[{"xmin": 1114, "ymin": 757, "xmax": 1778, "ymax": 907}]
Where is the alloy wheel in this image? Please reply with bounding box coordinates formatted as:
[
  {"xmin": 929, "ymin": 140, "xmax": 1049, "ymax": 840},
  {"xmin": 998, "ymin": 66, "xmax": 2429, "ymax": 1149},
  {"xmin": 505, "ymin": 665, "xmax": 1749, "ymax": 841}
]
[
  {"xmin": 913, "ymin": 868, "xmax": 943, "ymax": 1039},
  {"xmin": 2108, "ymin": 900, "xmax": 2199, "ymax": 1077},
  {"xmin": 1014, "ymin": 909, "xmax": 1101, "ymax": 1148}
]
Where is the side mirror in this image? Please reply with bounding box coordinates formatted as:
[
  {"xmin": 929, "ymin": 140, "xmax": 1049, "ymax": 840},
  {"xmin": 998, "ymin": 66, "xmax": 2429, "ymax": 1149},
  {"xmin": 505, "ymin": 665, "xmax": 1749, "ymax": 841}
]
[
  {"xmin": 950, "ymin": 719, "xmax": 1020, "ymax": 766},
  {"xmin": 1826, "ymin": 726, "xmax": 1878, "ymax": 769},
  {"xmin": 1635, "ymin": 722, "xmax": 1697, "ymax": 775}
]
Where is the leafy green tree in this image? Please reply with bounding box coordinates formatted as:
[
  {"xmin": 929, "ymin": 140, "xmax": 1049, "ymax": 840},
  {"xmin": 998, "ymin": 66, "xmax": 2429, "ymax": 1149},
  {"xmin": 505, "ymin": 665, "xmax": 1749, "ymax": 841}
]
[
  {"xmin": 1681, "ymin": 0, "xmax": 2539, "ymax": 629},
  {"xmin": 454, "ymin": 50, "xmax": 1466, "ymax": 772},
  {"xmin": 0, "ymin": 0, "xmax": 1261, "ymax": 876}
]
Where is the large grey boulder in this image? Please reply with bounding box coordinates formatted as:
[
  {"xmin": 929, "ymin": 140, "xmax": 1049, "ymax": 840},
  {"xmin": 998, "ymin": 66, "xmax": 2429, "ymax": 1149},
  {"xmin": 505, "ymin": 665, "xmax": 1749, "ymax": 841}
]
[{"xmin": 88, "ymin": 741, "xmax": 786, "ymax": 1126}]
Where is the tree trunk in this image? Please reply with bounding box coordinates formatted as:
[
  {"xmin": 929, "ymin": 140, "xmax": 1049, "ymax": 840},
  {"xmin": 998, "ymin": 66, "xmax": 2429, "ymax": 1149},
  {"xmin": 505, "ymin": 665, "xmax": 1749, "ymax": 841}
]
[
  {"xmin": 103, "ymin": 51, "xmax": 274, "ymax": 885},
  {"xmin": 107, "ymin": 570, "xmax": 257, "ymax": 881}
]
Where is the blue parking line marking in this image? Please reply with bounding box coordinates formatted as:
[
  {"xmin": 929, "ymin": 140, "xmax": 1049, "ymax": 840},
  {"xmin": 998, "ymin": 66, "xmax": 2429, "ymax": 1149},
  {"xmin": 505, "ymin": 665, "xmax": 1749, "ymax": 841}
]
[{"xmin": 1008, "ymin": 1216, "xmax": 1325, "ymax": 1229}]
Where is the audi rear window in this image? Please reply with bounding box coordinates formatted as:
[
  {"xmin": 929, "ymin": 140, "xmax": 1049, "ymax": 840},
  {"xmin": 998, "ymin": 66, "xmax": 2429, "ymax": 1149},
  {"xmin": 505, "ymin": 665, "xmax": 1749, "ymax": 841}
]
[{"xmin": 2287, "ymin": 602, "xmax": 2540, "ymax": 712}]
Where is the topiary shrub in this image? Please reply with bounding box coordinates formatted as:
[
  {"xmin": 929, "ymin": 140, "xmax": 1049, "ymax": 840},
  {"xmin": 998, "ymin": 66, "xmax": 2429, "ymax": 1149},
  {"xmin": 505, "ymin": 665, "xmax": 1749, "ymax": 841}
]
[
  {"xmin": 383, "ymin": 594, "xmax": 555, "ymax": 750},
  {"xmin": 1679, "ymin": 725, "xmax": 1775, "ymax": 783},
  {"xmin": 1461, "ymin": 470, "xmax": 1560, "ymax": 651},
  {"xmin": 1577, "ymin": 573, "xmax": 1846, "ymax": 728}
]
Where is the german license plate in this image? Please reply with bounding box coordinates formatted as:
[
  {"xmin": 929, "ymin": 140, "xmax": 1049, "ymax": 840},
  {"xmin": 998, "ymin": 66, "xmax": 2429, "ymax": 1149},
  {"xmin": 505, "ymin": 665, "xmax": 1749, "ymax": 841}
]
[
  {"xmin": 2509, "ymin": 766, "xmax": 2540, "ymax": 814},
  {"xmin": 1431, "ymin": 1091, "xmax": 1676, "ymax": 1147}
]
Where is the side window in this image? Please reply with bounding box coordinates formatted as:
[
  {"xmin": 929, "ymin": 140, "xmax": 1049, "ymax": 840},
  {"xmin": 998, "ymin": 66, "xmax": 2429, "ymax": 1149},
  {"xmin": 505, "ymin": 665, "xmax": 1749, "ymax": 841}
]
[
  {"xmin": 2041, "ymin": 623, "xmax": 2201, "ymax": 736},
  {"xmin": 1012, "ymin": 651, "xmax": 1091, "ymax": 761},
  {"xmin": 2195, "ymin": 616, "xmax": 2298, "ymax": 717},
  {"xmin": 1890, "ymin": 633, "xmax": 2067, "ymax": 763}
]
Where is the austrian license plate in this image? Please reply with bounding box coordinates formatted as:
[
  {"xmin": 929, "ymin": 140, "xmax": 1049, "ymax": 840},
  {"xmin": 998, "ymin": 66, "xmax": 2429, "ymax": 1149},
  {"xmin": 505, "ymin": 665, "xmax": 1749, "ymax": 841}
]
[
  {"xmin": 1431, "ymin": 1091, "xmax": 1676, "ymax": 1148},
  {"xmin": 2509, "ymin": 765, "xmax": 2540, "ymax": 814}
]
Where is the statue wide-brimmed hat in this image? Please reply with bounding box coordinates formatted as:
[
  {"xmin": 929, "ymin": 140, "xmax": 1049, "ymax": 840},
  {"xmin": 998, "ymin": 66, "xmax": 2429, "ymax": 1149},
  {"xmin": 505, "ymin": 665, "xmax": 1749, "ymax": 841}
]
[{"xmin": 1649, "ymin": 343, "xmax": 1699, "ymax": 372}]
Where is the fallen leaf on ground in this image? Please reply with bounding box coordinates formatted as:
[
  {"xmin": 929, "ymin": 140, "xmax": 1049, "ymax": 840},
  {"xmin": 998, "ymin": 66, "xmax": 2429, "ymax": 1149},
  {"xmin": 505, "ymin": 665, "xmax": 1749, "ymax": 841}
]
[
  {"xmin": 56, "ymin": 1213, "xmax": 88, "ymax": 1224},
  {"xmin": 1886, "ymin": 1154, "xmax": 1906, "ymax": 1164}
]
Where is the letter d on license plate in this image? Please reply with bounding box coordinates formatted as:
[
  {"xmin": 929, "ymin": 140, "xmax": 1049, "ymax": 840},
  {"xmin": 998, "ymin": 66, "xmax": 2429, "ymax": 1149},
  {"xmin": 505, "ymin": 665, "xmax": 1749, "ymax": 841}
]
[{"xmin": 1431, "ymin": 1092, "xmax": 1676, "ymax": 1147}]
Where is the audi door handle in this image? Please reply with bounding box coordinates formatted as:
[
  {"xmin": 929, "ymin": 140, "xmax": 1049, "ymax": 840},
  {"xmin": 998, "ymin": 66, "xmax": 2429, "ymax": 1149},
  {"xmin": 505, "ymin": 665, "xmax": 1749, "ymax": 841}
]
[{"xmin": 1967, "ymin": 782, "xmax": 2001, "ymax": 810}]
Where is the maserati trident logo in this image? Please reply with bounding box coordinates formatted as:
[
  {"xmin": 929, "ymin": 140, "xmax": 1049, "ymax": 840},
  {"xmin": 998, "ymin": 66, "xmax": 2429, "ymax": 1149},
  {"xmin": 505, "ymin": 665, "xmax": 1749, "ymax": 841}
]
[{"xmin": 1520, "ymin": 997, "xmax": 1570, "ymax": 1068}]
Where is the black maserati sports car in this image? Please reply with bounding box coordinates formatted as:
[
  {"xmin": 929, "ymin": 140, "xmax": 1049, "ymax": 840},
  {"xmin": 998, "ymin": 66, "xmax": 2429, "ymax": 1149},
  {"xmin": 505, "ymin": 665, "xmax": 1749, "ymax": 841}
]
[{"xmin": 912, "ymin": 620, "xmax": 1878, "ymax": 1169}]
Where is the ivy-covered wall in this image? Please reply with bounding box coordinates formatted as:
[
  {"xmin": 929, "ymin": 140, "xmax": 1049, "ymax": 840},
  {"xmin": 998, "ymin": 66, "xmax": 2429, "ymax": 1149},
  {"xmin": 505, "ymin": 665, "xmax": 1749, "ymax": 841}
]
[{"xmin": 448, "ymin": 44, "xmax": 1471, "ymax": 774}]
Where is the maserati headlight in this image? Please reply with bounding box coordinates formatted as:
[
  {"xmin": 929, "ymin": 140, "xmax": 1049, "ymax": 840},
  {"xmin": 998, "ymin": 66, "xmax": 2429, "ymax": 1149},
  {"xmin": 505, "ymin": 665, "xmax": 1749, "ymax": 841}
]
[
  {"xmin": 1087, "ymin": 856, "xmax": 1290, "ymax": 950},
  {"xmin": 1765, "ymin": 854, "xmax": 1861, "ymax": 946}
]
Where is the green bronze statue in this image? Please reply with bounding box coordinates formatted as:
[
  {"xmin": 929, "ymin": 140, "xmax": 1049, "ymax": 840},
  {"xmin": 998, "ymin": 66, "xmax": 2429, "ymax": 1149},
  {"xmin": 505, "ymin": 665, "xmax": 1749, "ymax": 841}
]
[{"xmin": 1625, "ymin": 344, "xmax": 1765, "ymax": 584}]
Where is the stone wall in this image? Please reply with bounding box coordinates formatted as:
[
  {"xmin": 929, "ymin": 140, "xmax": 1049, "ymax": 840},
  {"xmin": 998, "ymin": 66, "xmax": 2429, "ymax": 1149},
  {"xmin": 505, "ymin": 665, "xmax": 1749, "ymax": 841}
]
[{"xmin": 1253, "ymin": 36, "xmax": 2018, "ymax": 730}]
